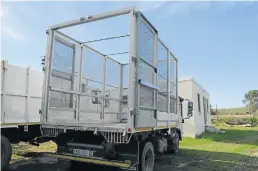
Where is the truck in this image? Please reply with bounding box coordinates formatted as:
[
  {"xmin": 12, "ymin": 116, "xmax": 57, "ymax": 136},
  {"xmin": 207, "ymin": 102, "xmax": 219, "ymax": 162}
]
[
  {"xmin": 40, "ymin": 7, "xmax": 194, "ymax": 171},
  {"xmin": 1, "ymin": 60, "xmax": 44, "ymax": 170}
]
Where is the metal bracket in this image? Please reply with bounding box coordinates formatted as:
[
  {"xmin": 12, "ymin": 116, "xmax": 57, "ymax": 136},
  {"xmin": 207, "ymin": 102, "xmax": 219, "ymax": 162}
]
[
  {"xmin": 132, "ymin": 56, "xmax": 137, "ymax": 63},
  {"xmin": 130, "ymin": 110, "xmax": 135, "ymax": 116}
]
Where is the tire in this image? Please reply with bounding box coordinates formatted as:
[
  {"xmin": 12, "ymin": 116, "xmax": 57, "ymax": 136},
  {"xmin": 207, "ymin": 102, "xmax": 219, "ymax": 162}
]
[
  {"xmin": 1, "ymin": 135, "xmax": 12, "ymax": 170},
  {"xmin": 140, "ymin": 142, "xmax": 155, "ymax": 171},
  {"xmin": 167, "ymin": 132, "xmax": 180, "ymax": 154}
]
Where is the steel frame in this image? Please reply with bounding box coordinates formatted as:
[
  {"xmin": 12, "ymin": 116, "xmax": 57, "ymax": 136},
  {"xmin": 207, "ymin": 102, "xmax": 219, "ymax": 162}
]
[{"xmin": 42, "ymin": 7, "xmax": 178, "ymax": 133}]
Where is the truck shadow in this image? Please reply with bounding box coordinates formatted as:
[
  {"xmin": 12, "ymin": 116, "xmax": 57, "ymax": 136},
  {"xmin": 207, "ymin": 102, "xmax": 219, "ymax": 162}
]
[{"xmin": 156, "ymin": 149, "xmax": 258, "ymax": 171}]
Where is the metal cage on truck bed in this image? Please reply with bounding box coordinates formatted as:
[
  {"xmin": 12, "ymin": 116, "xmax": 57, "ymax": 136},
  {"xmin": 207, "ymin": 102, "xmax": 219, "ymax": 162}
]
[{"xmin": 41, "ymin": 7, "xmax": 179, "ymax": 140}]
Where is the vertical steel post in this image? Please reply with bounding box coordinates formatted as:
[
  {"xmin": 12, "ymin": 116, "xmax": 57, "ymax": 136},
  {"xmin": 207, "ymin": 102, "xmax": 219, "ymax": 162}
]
[
  {"xmin": 101, "ymin": 56, "xmax": 107, "ymax": 123},
  {"xmin": 153, "ymin": 31, "xmax": 158, "ymax": 120},
  {"xmin": 1, "ymin": 60, "xmax": 7, "ymax": 123},
  {"xmin": 71, "ymin": 44, "xmax": 76, "ymax": 110},
  {"xmin": 44, "ymin": 29, "xmax": 54, "ymax": 123},
  {"xmin": 167, "ymin": 50, "xmax": 170, "ymax": 113},
  {"xmin": 25, "ymin": 67, "xmax": 30, "ymax": 122},
  {"xmin": 175, "ymin": 58, "xmax": 178, "ymax": 114},
  {"xmin": 119, "ymin": 64, "xmax": 124, "ymax": 121},
  {"xmin": 77, "ymin": 45, "xmax": 83, "ymax": 123},
  {"xmin": 128, "ymin": 9, "xmax": 137, "ymax": 129}
]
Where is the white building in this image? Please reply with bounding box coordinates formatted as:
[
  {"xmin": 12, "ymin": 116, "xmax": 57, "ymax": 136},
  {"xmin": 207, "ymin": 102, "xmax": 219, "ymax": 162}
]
[{"xmin": 178, "ymin": 76, "xmax": 211, "ymax": 138}]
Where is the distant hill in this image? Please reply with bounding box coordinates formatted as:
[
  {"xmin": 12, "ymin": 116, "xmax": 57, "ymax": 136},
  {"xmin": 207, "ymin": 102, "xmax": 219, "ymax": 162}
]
[{"xmin": 217, "ymin": 107, "xmax": 249, "ymax": 115}]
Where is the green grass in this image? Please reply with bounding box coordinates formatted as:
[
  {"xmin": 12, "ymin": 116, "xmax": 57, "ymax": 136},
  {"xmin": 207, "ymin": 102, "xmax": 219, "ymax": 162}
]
[{"xmin": 177, "ymin": 126, "xmax": 258, "ymax": 171}]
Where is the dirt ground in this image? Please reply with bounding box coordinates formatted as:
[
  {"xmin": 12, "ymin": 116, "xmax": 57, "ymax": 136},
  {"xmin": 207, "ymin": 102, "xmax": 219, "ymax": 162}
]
[
  {"xmin": 6, "ymin": 151, "xmax": 258, "ymax": 171},
  {"xmin": 6, "ymin": 126, "xmax": 258, "ymax": 171}
]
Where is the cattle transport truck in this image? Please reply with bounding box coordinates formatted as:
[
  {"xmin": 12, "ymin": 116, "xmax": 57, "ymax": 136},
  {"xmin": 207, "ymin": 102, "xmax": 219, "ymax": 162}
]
[{"xmin": 40, "ymin": 8, "xmax": 194, "ymax": 171}]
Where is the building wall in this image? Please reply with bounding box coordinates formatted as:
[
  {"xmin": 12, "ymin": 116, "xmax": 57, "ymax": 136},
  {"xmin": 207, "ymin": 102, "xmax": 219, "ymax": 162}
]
[
  {"xmin": 192, "ymin": 80, "xmax": 210, "ymax": 137},
  {"xmin": 178, "ymin": 77, "xmax": 211, "ymax": 138},
  {"xmin": 178, "ymin": 80, "xmax": 196, "ymax": 137}
]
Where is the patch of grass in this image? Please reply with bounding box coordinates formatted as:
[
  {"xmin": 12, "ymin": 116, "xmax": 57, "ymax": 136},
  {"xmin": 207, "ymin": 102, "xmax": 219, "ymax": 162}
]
[
  {"xmin": 11, "ymin": 141, "xmax": 56, "ymax": 161},
  {"xmin": 179, "ymin": 126, "xmax": 258, "ymax": 171}
]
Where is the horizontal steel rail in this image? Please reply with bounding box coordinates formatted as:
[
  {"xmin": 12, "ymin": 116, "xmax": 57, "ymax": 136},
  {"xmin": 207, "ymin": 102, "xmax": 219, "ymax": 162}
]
[{"xmin": 50, "ymin": 7, "xmax": 134, "ymax": 30}]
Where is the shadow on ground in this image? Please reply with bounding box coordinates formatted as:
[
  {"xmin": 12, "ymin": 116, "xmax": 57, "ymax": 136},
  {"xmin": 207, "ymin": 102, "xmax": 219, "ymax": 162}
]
[
  {"xmin": 6, "ymin": 148, "xmax": 258, "ymax": 171},
  {"xmin": 155, "ymin": 148, "xmax": 258, "ymax": 171}
]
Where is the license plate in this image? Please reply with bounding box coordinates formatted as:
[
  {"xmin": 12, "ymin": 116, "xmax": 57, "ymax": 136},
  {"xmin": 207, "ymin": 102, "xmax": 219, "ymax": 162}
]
[{"xmin": 72, "ymin": 149, "xmax": 95, "ymax": 157}]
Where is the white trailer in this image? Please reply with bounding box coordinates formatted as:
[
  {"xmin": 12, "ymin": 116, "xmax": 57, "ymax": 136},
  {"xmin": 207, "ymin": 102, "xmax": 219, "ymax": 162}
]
[
  {"xmin": 1, "ymin": 60, "xmax": 44, "ymax": 169},
  {"xmin": 40, "ymin": 8, "xmax": 194, "ymax": 171}
]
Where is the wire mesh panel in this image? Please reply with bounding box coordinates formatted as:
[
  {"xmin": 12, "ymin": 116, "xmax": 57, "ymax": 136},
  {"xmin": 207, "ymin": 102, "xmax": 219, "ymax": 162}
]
[
  {"xmin": 139, "ymin": 62, "xmax": 155, "ymax": 83},
  {"xmin": 157, "ymin": 40, "xmax": 168, "ymax": 112},
  {"xmin": 135, "ymin": 13, "xmax": 157, "ymax": 128},
  {"xmin": 106, "ymin": 58, "xmax": 120, "ymax": 99},
  {"xmin": 169, "ymin": 53, "xmax": 177, "ymax": 114},
  {"xmin": 47, "ymin": 33, "xmax": 80, "ymax": 123},
  {"xmin": 82, "ymin": 48, "xmax": 104, "ymax": 83},
  {"xmin": 79, "ymin": 47, "xmax": 104, "ymax": 122},
  {"xmin": 50, "ymin": 35, "xmax": 76, "ymax": 109},
  {"xmin": 138, "ymin": 18, "xmax": 154, "ymax": 64},
  {"xmin": 157, "ymin": 74, "xmax": 167, "ymax": 112}
]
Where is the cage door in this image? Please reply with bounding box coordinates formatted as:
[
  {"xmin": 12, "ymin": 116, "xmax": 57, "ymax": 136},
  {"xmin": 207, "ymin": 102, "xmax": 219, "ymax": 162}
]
[
  {"xmin": 135, "ymin": 12, "xmax": 158, "ymax": 128},
  {"xmin": 47, "ymin": 34, "xmax": 77, "ymax": 124}
]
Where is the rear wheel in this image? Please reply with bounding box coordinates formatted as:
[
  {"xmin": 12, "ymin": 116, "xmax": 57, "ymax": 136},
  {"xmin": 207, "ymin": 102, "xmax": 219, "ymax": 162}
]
[
  {"xmin": 140, "ymin": 142, "xmax": 155, "ymax": 171},
  {"xmin": 167, "ymin": 132, "xmax": 179, "ymax": 154},
  {"xmin": 1, "ymin": 135, "xmax": 12, "ymax": 170}
]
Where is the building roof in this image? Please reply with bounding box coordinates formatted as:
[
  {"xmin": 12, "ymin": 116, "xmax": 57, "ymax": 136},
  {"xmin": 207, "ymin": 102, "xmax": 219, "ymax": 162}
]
[{"xmin": 179, "ymin": 76, "xmax": 209, "ymax": 95}]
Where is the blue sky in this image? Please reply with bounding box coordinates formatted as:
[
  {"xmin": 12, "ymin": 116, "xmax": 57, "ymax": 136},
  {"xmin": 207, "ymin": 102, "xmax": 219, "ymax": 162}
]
[{"xmin": 1, "ymin": 1, "xmax": 258, "ymax": 109}]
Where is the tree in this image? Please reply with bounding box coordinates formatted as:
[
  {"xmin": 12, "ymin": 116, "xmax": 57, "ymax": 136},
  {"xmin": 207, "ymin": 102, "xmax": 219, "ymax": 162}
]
[
  {"xmin": 242, "ymin": 90, "xmax": 258, "ymax": 115},
  {"xmin": 243, "ymin": 90, "xmax": 258, "ymax": 127}
]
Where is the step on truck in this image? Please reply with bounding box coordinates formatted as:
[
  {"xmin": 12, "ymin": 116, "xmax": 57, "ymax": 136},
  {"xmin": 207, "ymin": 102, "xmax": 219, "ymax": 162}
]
[{"xmin": 40, "ymin": 7, "xmax": 194, "ymax": 171}]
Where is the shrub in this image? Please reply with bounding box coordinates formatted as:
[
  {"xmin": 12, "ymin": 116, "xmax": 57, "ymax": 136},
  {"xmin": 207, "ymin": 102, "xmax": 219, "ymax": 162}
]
[
  {"xmin": 249, "ymin": 116, "xmax": 258, "ymax": 126},
  {"xmin": 223, "ymin": 117, "xmax": 250, "ymax": 125}
]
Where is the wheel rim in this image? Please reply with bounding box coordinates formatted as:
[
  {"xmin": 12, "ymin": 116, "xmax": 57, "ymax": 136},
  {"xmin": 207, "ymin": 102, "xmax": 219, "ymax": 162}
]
[{"xmin": 144, "ymin": 149, "xmax": 154, "ymax": 171}]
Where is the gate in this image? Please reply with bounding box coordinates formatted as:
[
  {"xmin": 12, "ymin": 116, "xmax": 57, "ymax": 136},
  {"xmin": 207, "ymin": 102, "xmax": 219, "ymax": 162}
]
[
  {"xmin": 47, "ymin": 34, "xmax": 77, "ymax": 124},
  {"xmin": 135, "ymin": 13, "xmax": 158, "ymax": 128}
]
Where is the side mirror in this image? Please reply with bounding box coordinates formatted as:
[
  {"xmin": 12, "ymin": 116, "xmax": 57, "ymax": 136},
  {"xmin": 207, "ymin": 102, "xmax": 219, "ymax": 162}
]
[{"xmin": 187, "ymin": 101, "xmax": 193, "ymax": 118}]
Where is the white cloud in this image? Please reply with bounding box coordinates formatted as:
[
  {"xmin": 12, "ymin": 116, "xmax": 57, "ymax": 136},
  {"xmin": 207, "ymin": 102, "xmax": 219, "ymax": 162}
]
[
  {"xmin": 2, "ymin": 25, "xmax": 26, "ymax": 40},
  {"xmin": 1, "ymin": 3, "xmax": 27, "ymax": 41}
]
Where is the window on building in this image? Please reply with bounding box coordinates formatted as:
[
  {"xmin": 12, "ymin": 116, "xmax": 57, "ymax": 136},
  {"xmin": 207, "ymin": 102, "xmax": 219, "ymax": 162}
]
[{"xmin": 197, "ymin": 93, "xmax": 201, "ymax": 112}]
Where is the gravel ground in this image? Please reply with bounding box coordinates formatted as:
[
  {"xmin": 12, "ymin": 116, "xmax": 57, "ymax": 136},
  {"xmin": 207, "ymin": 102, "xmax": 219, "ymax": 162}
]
[
  {"xmin": 6, "ymin": 155, "xmax": 182, "ymax": 171},
  {"xmin": 6, "ymin": 152, "xmax": 258, "ymax": 171}
]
